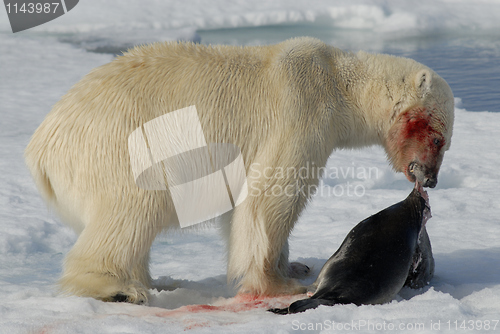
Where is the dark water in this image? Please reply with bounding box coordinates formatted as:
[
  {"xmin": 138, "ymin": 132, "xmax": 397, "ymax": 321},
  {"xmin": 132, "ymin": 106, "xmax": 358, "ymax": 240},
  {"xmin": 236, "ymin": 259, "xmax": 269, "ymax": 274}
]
[
  {"xmin": 198, "ymin": 26, "xmax": 500, "ymax": 112},
  {"xmin": 60, "ymin": 24, "xmax": 499, "ymax": 113},
  {"xmin": 387, "ymin": 37, "xmax": 500, "ymax": 113}
]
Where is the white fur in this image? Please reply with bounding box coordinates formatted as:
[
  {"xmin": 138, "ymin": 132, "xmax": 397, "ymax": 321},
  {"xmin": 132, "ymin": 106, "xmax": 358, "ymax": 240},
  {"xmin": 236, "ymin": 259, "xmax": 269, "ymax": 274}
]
[{"xmin": 25, "ymin": 37, "xmax": 454, "ymax": 303}]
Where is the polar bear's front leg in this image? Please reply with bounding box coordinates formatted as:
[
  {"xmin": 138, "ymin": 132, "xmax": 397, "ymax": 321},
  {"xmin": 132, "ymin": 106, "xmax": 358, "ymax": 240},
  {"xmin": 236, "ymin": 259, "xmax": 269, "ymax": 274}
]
[{"xmin": 227, "ymin": 170, "xmax": 309, "ymax": 296}]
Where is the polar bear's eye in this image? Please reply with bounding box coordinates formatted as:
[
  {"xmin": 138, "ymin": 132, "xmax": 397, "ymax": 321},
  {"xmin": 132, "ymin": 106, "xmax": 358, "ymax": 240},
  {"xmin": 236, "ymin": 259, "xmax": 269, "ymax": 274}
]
[{"xmin": 433, "ymin": 138, "xmax": 441, "ymax": 146}]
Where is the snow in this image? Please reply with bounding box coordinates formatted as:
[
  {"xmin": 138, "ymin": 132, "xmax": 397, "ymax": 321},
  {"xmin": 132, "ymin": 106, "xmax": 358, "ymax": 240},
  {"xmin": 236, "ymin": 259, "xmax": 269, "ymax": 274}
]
[{"xmin": 1, "ymin": 0, "xmax": 500, "ymax": 333}]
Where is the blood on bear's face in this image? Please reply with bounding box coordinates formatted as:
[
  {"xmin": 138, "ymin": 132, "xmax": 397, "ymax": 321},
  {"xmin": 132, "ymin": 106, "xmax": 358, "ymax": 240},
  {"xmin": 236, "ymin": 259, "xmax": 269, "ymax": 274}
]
[{"xmin": 386, "ymin": 106, "xmax": 449, "ymax": 188}]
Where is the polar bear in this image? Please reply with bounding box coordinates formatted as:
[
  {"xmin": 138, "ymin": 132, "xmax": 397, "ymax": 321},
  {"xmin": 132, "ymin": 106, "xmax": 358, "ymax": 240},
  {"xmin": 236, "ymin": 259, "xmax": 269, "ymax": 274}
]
[{"xmin": 25, "ymin": 37, "xmax": 454, "ymax": 304}]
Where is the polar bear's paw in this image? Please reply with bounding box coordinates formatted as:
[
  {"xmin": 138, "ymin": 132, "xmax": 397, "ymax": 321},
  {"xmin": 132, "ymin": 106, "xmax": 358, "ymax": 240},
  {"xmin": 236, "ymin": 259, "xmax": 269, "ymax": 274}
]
[
  {"xmin": 282, "ymin": 278, "xmax": 309, "ymax": 295},
  {"xmin": 289, "ymin": 262, "xmax": 311, "ymax": 279},
  {"xmin": 105, "ymin": 289, "xmax": 148, "ymax": 304},
  {"xmin": 239, "ymin": 277, "xmax": 307, "ymax": 297},
  {"xmin": 101, "ymin": 282, "xmax": 149, "ymax": 304},
  {"xmin": 60, "ymin": 271, "xmax": 150, "ymax": 304}
]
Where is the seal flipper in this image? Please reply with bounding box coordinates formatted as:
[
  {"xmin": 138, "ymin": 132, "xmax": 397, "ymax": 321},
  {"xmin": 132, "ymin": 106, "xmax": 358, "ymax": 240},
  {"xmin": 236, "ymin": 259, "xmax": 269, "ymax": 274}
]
[
  {"xmin": 404, "ymin": 226, "xmax": 435, "ymax": 289},
  {"xmin": 268, "ymin": 298, "xmax": 337, "ymax": 314}
]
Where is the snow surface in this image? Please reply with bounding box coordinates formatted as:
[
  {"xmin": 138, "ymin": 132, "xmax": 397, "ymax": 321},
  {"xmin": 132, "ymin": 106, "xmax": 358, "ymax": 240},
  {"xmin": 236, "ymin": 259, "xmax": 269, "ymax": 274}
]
[{"xmin": 1, "ymin": 1, "xmax": 500, "ymax": 333}]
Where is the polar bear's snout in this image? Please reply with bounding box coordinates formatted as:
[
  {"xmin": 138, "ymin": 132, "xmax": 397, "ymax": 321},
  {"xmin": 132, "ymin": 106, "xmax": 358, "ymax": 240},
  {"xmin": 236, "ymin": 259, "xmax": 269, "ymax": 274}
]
[{"xmin": 408, "ymin": 161, "xmax": 438, "ymax": 188}]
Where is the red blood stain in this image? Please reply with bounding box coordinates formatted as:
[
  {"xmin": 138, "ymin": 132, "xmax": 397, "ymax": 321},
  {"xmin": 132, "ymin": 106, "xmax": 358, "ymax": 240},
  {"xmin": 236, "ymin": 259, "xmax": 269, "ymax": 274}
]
[
  {"xmin": 402, "ymin": 108, "xmax": 435, "ymax": 142},
  {"xmin": 130, "ymin": 294, "xmax": 309, "ymax": 331},
  {"xmin": 401, "ymin": 108, "xmax": 446, "ymax": 153},
  {"xmin": 152, "ymin": 293, "xmax": 304, "ymax": 317}
]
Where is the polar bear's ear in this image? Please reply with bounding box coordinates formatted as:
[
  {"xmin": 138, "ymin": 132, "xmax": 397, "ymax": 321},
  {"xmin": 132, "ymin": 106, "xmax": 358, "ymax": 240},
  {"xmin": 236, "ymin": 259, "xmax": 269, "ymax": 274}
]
[{"xmin": 415, "ymin": 69, "xmax": 432, "ymax": 95}]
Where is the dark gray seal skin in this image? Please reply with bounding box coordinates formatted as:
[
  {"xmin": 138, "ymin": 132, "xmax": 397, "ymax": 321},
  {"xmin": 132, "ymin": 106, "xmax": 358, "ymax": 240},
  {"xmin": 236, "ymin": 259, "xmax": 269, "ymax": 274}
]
[{"xmin": 269, "ymin": 185, "xmax": 431, "ymax": 315}]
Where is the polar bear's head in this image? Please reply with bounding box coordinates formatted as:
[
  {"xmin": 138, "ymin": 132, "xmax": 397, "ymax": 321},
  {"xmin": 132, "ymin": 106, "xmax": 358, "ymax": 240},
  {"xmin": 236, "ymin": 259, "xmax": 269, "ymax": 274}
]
[
  {"xmin": 354, "ymin": 51, "xmax": 454, "ymax": 188},
  {"xmin": 355, "ymin": 51, "xmax": 454, "ymax": 188},
  {"xmin": 384, "ymin": 68, "xmax": 454, "ymax": 188}
]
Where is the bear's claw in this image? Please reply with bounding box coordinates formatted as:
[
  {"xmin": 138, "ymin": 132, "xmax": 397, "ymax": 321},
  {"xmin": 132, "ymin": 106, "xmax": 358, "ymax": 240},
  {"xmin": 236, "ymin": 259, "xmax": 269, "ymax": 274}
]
[
  {"xmin": 111, "ymin": 293, "xmax": 130, "ymax": 303},
  {"xmin": 289, "ymin": 262, "xmax": 311, "ymax": 279}
]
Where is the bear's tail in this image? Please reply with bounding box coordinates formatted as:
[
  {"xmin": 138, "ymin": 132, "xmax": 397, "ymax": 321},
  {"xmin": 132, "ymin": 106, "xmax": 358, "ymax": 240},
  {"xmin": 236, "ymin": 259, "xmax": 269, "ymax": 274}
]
[
  {"xmin": 24, "ymin": 142, "xmax": 56, "ymax": 206},
  {"xmin": 268, "ymin": 298, "xmax": 337, "ymax": 315}
]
